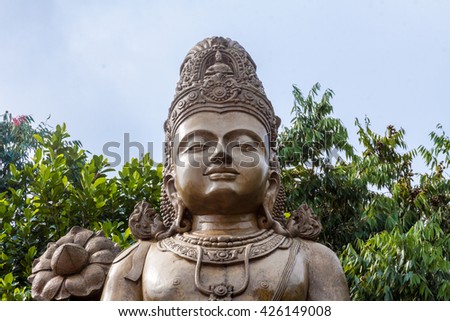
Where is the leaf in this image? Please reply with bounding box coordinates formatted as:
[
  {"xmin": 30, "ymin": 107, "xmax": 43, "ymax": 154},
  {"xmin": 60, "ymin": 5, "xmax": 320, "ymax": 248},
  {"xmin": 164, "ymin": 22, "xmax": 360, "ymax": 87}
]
[
  {"xmin": 4, "ymin": 273, "xmax": 14, "ymax": 284},
  {"xmin": 33, "ymin": 134, "xmax": 43, "ymax": 144},
  {"xmin": 95, "ymin": 200, "xmax": 106, "ymax": 209},
  {"xmin": 93, "ymin": 177, "xmax": 106, "ymax": 188},
  {"xmin": 34, "ymin": 148, "xmax": 43, "ymax": 163}
]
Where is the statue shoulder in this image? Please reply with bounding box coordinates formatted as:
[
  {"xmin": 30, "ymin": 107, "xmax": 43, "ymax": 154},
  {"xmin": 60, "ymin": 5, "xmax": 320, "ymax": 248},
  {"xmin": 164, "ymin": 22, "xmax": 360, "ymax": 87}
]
[
  {"xmin": 101, "ymin": 241, "xmax": 154, "ymax": 300},
  {"xmin": 300, "ymin": 239, "xmax": 340, "ymax": 264},
  {"xmin": 298, "ymin": 239, "xmax": 350, "ymax": 300}
]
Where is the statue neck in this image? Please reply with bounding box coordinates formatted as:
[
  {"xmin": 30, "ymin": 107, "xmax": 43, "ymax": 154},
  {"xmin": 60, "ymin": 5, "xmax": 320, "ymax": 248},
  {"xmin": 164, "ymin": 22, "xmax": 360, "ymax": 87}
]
[{"xmin": 190, "ymin": 213, "xmax": 260, "ymax": 237}]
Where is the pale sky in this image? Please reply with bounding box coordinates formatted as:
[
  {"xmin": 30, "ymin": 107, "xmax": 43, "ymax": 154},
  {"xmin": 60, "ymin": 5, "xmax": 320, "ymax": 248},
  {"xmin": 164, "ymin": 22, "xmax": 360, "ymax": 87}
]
[{"xmin": 1, "ymin": 0, "xmax": 449, "ymax": 172}]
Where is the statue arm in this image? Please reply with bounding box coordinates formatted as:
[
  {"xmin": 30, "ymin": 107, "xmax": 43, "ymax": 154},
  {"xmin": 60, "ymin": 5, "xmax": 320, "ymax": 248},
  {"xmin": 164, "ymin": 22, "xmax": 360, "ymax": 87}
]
[{"xmin": 304, "ymin": 241, "xmax": 350, "ymax": 301}]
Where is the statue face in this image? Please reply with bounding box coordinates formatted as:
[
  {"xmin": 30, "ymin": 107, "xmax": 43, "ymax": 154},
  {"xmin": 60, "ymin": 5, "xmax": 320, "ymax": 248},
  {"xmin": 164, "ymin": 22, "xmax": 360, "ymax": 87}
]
[{"xmin": 168, "ymin": 111, "xmax": 275, "ymax": 216}]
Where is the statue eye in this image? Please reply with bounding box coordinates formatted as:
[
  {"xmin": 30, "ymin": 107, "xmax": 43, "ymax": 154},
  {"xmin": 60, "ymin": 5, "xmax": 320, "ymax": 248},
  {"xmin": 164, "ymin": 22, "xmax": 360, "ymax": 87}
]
[
  {"xmin": 185, "ymin": 143, "xmax": 206, "ymax": 153},
  {"xmin": 239, "ymin": 142, "xmax": 258, "ymax": 152}
]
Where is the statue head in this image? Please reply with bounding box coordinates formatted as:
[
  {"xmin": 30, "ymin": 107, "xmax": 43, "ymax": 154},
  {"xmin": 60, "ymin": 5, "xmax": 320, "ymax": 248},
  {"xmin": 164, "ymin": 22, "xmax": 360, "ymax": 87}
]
[{"xmin": 160, "ymin": 37, "xmax": 287, "ymax": 236}]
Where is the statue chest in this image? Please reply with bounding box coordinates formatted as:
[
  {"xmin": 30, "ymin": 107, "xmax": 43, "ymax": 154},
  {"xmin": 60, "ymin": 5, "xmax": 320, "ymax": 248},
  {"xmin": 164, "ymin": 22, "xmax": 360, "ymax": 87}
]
[{"xmin": 141, "ymin": 238, "xmax": 308, "ymax": 301}]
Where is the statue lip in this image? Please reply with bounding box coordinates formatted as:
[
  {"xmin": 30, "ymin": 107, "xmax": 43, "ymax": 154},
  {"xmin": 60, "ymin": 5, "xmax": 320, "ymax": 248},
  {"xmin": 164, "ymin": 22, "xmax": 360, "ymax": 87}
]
[
  {"xmin": 207, "ymin": 173, "xmax": 239, "ymax": 180},
  {"xmin": 204, "ymin": 166, "xmax": 239, "ymax": 179}
]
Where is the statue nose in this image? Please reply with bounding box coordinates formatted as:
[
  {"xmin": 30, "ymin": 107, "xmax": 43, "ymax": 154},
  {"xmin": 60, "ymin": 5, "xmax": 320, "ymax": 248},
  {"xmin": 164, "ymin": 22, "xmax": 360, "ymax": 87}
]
[{"xmin": 209, "ymin": 143, "xmax": 232, "ymax": 165}]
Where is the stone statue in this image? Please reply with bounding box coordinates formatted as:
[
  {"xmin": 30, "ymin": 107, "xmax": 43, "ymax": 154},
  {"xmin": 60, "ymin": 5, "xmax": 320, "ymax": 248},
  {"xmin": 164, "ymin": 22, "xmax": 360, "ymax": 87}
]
[{"xmin": 29, "ymin": 37, "xmax": 349, "ymax": 301}]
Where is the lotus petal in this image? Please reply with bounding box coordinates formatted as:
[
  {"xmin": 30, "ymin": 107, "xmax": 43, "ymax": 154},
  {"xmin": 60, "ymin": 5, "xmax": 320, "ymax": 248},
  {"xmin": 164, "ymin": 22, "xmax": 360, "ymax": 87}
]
[
  {"xmin": 73, "ymin": 228, "xmax": 94, "ymax": 247},
  {"xmin": 80, "ymin": 264, "xmax": 105, "ymax": 292},
  {"xmin": 51, "ymin": 243, "xmax": 89, "ymax": 276},
  {"xmin": 85, "ymin": 237, "xmax": 116, "ymax": 254},
  {"xmin": 69, "ymin": 226, "xmax": 88, "ymax": 234},
  {"xmin": 55, "ymin": 233, "xmax": 75, "ymax": 246},
  {"xmin": 54, "ymin": 280, "xmax": 71, "ymax": 300},
  {"xmin": 31, "ymin": 257, "xmax": 52, "ymax": 273},
  {"xmin": 43, "ymin": 242, "xmax": 58, "ymax": 259},
  {"xmin": 65, "ymin": 264, "xmax": 105, "ymax": 297},
  {"xmin": 41, "ymin": 275, "xmax": 64, "ymax": 300},
  {"xmin": 64, "ymin": 273, "xmax": 88, "ymax": 297},
  {"xmin": 30, "ymin": 270, "xmax": 56, "ymax": 300},
  {"xmin": 89, "ymin": 249, "xmax": 117, "ymax": 264}
]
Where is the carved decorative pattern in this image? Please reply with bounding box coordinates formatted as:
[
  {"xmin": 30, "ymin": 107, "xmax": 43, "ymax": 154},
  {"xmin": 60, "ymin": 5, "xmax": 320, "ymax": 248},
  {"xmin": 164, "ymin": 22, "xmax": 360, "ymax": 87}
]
[
  {"xmin": 160, "ymin": 231, "xmax": 285, "ymax": 265},
  {"xmin": 166, "ymin": 37, "xmax": 278, "ymax": 148},
  {"xmin": 204, "ymin": 248, "xmax": 240, "ymax": 262},
  {"xmin": 194, "ymin": 244, "xmax": 252, "ymax": 301},
  {"xmin": 162, "ymin": 237, "xmax": 198, "ymax": 260},
  {"xmin": 249, "ymin": 233, "xmax": 285, "ymax": 257},
  {"xmin": 177, "ymin": 229, "xmax": 270, "ymax": 247},
  {"xmin": 208, "ymin": 283, "xmax": 234, "ymax": 301},
  {"xmin": 272, "ymin": 184, "xmax": 287, "ymax": 225},
  {"xmin": 286, "ymin": 203, "xmax": 322, "ymax": 240},
  {"xmin": 128, "ymin": 201, "xmax": 166, "ymax": 240}
]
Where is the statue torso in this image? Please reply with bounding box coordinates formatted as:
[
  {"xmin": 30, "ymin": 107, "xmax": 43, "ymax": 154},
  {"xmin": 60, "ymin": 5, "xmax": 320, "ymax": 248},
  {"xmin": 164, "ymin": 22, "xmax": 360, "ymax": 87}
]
[{"xmin": 142, "ymin": 232, "xmax": 308, "ymax": 301}]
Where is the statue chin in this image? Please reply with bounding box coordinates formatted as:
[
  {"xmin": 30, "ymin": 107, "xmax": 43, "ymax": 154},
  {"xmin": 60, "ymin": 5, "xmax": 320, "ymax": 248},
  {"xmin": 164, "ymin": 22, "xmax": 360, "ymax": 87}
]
[{"xmin": 181, "ymin": 189, "xmax": 265, "ymax": 216}]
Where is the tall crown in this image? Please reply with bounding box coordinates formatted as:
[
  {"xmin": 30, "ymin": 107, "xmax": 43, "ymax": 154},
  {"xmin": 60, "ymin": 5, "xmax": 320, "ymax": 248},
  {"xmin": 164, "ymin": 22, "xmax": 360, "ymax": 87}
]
[
  {"xmin": 165, "ymin": 36, "xmax": 280, "ymax": 143},
  {"xmin": 160, "ymin": 37, "xmax": 285, "ymax": 231}
]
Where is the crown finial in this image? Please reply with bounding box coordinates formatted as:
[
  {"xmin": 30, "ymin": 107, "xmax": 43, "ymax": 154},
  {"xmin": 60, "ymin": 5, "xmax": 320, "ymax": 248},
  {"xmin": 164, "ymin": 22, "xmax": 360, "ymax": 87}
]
[
  {"xmin": 215, "ymin": 50, "xmax": 223, "ymax": 62},
  {"xmin": 205, "ymin": 50, "xmax": 233, "ymax": 76}
]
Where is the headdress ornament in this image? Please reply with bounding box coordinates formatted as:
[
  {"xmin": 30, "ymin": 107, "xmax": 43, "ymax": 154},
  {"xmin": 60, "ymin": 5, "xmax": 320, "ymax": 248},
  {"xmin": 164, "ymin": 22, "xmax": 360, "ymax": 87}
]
[{"xmin": 164, "ymin": 36, "xmax": 280, "ymax": 144}]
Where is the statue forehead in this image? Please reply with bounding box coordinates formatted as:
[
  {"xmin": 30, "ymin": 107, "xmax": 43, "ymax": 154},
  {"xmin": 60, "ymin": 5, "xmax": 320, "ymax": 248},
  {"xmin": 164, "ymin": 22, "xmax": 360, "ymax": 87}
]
[{"xmin": 175, "ymin": 110, "xmax": 268, "ymax": 140}]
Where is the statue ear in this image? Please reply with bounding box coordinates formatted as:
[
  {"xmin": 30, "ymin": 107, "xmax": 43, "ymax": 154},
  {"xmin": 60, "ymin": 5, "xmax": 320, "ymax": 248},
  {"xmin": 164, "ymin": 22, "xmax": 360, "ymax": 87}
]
[
  {"xmin": 164, "ymin": 173, "xmax": 177, "ymax": 202},
  {"xmin": 265, "ymin": 171, "xmax": 280, "ymax": 213},
  {"xmin": 164, "ymin": 174, "xmax": 182, "ymax": 217},
  {"xmin": 259, "ymin": 171, "xmax": 281, "ymax": 229}
]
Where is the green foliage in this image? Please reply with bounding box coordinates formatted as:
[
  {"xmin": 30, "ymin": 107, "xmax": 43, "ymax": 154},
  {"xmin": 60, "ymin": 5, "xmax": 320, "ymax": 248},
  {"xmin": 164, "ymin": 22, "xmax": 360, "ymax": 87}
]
[
  {"xmin": 418, "ymin": 124, "xmax": 450, "ymax": 171},
  {"xmin": 278, "ymin": 84, "xmax": 354, "ymax": 170},
  {"xmin": 92, "ymin": 220, "xmax": 133, "ymax": 249},
  {"xmin": 342, "ymin": 214, "xmax": 449, "ymax": 300},
  {"xmin": 278, "ymin": 84, "xmax": 449, "ymax": 300},
  {"xmin": 278, "ymin": 84, "xmax": 365, "ymax": 250},
  {"xmin": 0, "ymin": 272, "xmax": 30, "ymax": 301},
  {"xmin": 0, "ymin": 113, "xmax": 162, "ymax": 300},
  {"xmin": 348, "ymin": 118, "xmax": 449, "ymax": 297},
  {"xmin": 0, "ymin": 111, "xmax": 51, "ymax": 193}
]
